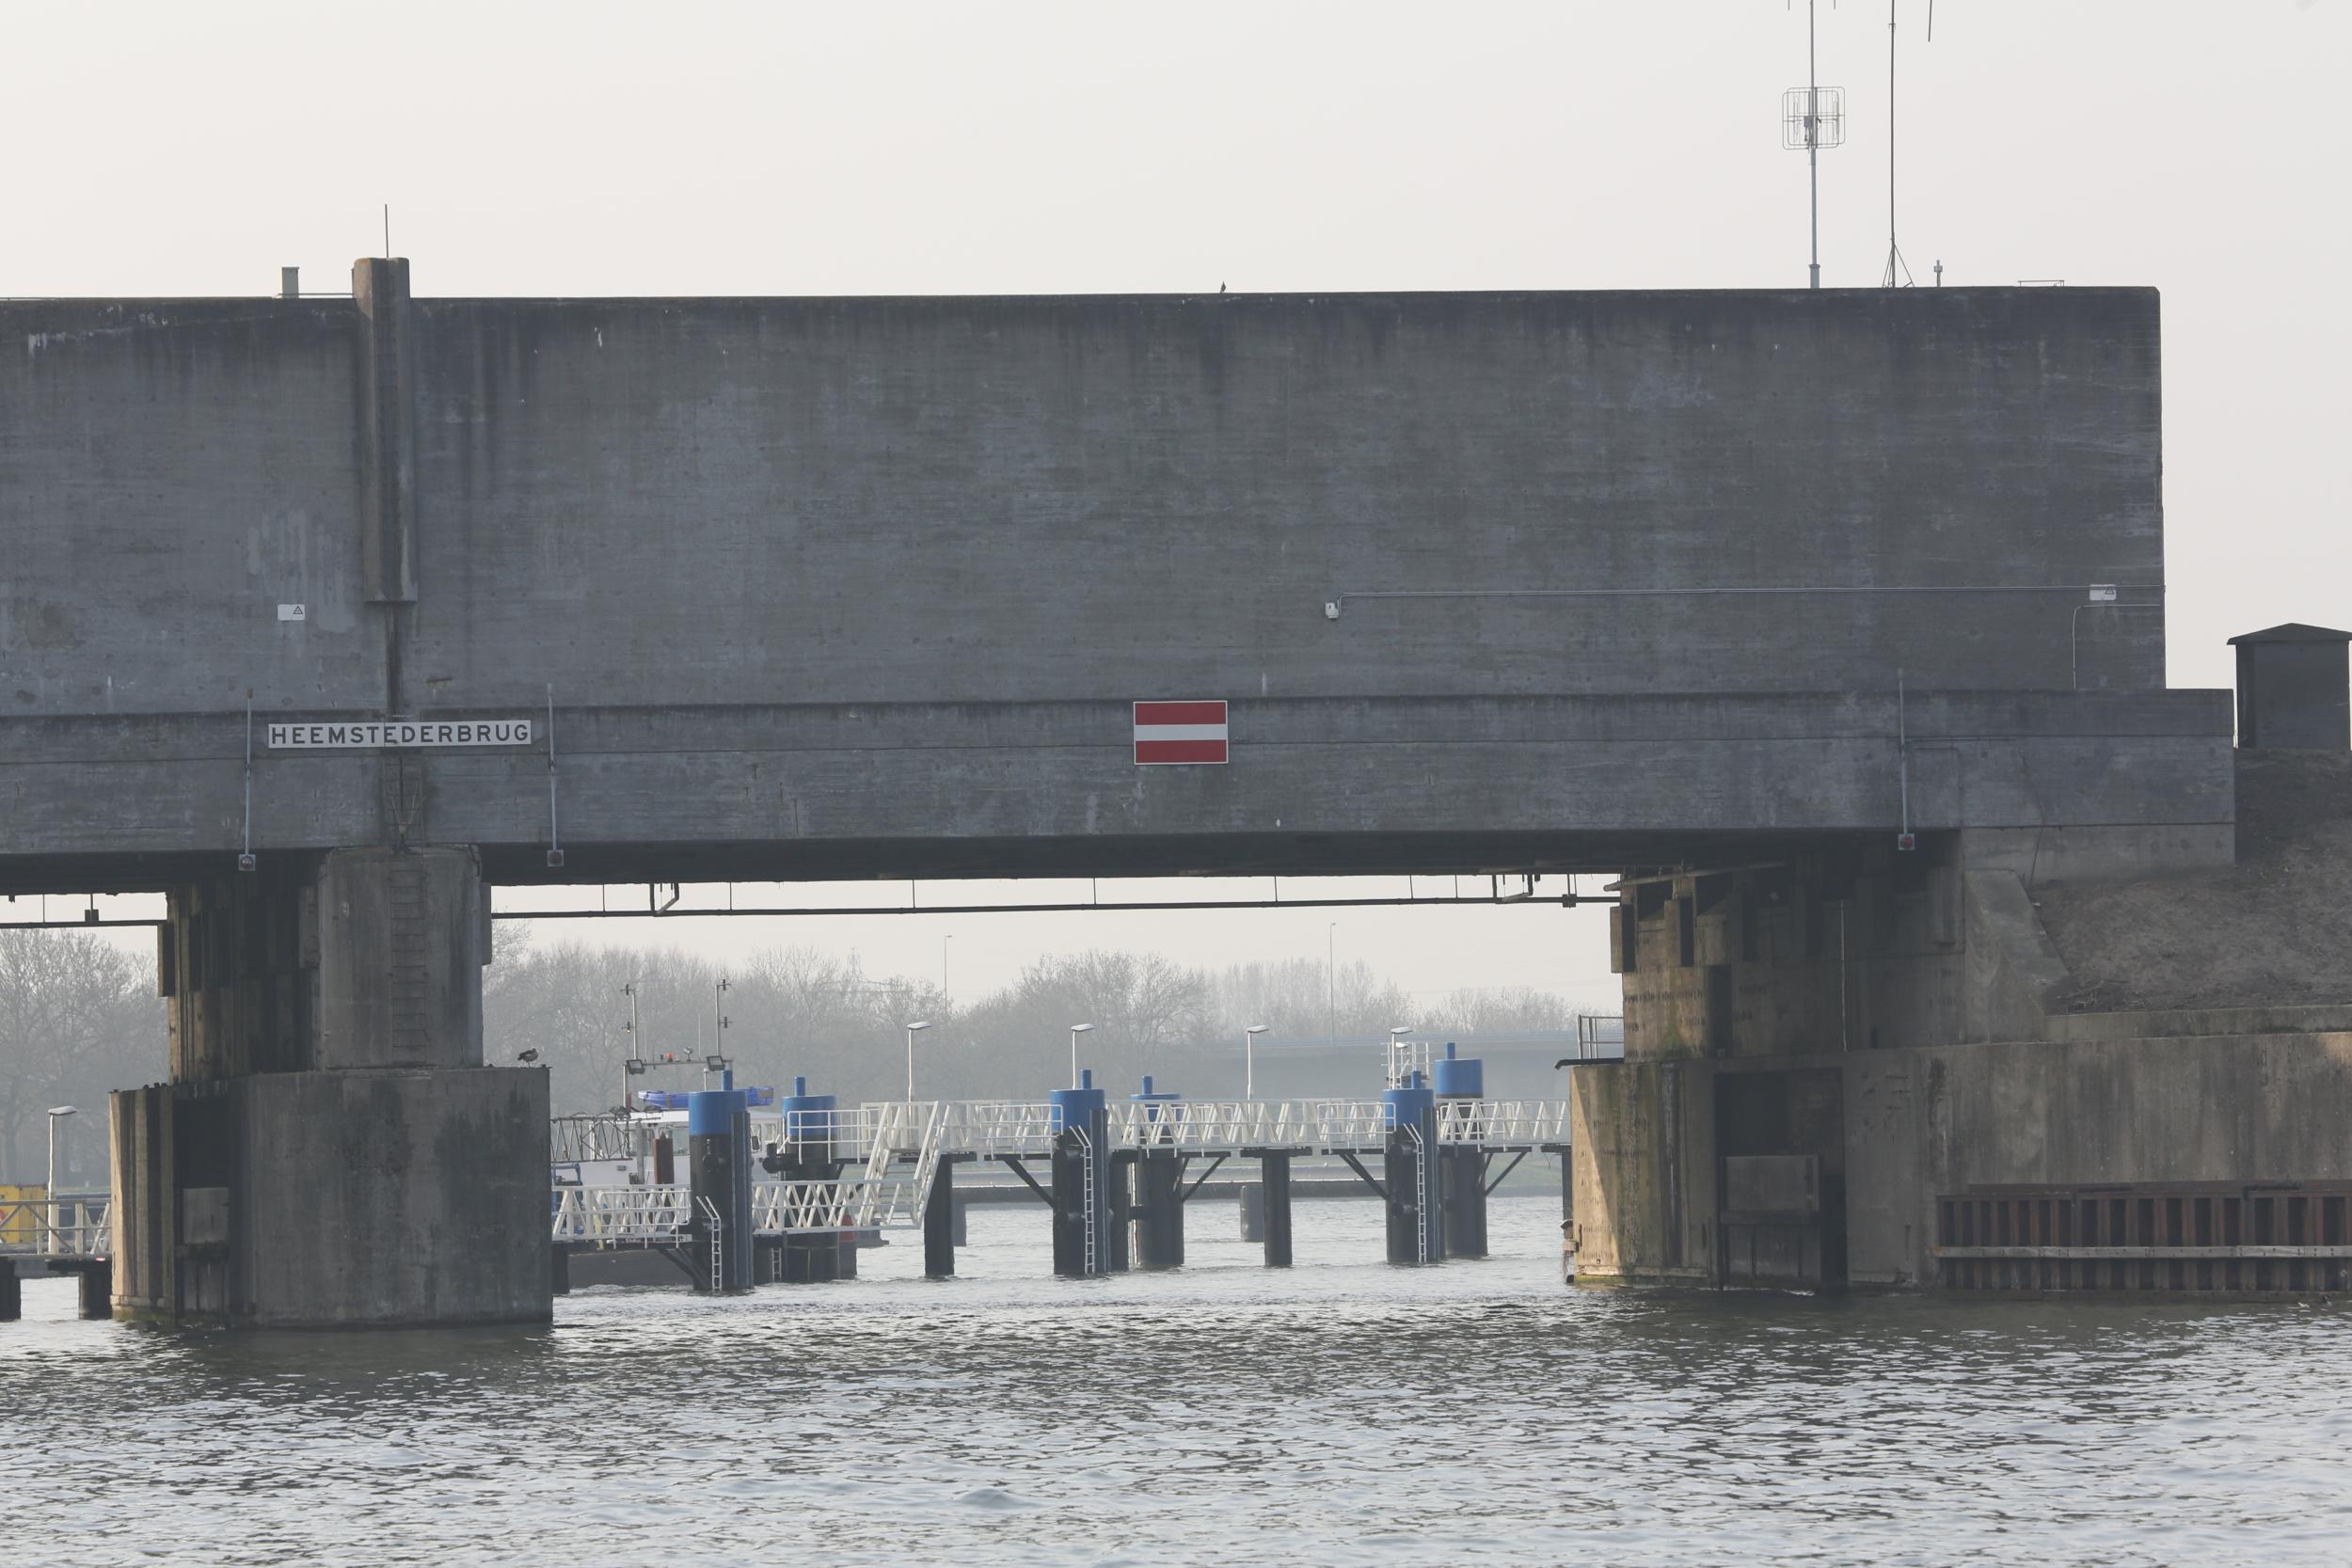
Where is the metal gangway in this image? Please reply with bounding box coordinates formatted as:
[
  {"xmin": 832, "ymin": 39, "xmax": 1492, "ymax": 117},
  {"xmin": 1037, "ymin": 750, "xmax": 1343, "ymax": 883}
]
[
  {"xmin": 0, "ymin": 1193, "xmax": 111, "ymax": 1261},
  {"xmin": 550, "ymin": 1096, "xmax": 1568, "ymax": 1250}
]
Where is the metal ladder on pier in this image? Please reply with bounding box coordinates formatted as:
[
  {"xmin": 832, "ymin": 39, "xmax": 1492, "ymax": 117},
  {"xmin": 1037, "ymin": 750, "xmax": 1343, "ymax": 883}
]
[
  {"xmin": 697, "ymin": 1195, "xmax": 723, "ymax": 1289},
  {"xmin": 1402, "ymin": 1121, "xmax": 1431, "ymax": 1264},
  {"xmin": 1073, "ymin": 1124, "xmax": 1100, "ymax": 1275}
]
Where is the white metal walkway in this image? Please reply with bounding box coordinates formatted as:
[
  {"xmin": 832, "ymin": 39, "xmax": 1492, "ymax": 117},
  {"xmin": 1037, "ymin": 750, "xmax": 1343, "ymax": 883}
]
[{"xmin": 551, "ymin": 1096, "xmax": 1568, "ymax": 1248}]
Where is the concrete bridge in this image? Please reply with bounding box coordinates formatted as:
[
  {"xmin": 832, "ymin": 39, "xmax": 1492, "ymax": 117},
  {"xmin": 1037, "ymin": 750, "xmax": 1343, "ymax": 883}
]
[{"xmin": 3, "ymin": 261, "xmax": 2263, "ymax": 1324}]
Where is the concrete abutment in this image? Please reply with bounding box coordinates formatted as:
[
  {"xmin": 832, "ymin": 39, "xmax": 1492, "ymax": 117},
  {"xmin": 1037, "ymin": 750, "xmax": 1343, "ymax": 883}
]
[
  {"xmin": 110, "ymin": 846, "xmax": 549, "ymax": 1328},
  {"xmin": 1571, "ymin": 793, "xmax": 2352, "ymax": 1296}
]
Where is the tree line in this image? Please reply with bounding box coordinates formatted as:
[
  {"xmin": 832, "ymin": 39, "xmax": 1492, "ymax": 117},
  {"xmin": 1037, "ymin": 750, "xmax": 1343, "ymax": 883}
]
[
  {"xmin": 0, "ymin": 921, "xmax": 1599, "ymax": 1179},
  {"xmin": 486, "ymin": 924, "xmax": 1595, "ymax": 1116}
]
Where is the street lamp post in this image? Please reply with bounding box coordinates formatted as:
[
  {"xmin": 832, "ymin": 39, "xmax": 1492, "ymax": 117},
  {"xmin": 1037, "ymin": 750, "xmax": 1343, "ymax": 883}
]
[
  {"xmin": 621, "ymin": 980, "xmax": 642, "ymax": 1113},
  {"xmin": 1068, "ymin": 1022, "xmax": 1096, "ymax": 1087},
  {"xmin": 710, "ymin": 976, "xmax": 730, "ymax": 1085},
  {"xmin": 1244, "ymin": 1024, "xmax": 1270, "ymax": 1100},
  {"xmin": 45, "ymin": 1105, "xmax": 75, "ymax": 1250},
  {"xmin": 1327, "ymin": 923, "xmax": 1337, "ymax": 1040},
  {"xmin": 903, "ymin": 1020, "xmax": 931, "ymax": 1101}
]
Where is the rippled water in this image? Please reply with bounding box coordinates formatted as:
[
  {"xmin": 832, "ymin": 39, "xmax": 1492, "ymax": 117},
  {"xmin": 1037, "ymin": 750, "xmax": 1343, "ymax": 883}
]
[{"xmin": 6, "ymin": 1192, "xmax": 2350, "ymax": 1567}]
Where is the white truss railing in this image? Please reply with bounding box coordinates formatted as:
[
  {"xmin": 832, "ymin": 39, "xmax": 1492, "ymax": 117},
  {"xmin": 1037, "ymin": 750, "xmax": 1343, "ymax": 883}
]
[
  {"xmin": 0, "ymin": 1196, "xmax": 110, "ymax": 1259},
  {"xmin": 552, "ymin": 1184, "xmax": 697, "ymax": 1244},
  {"xmin": 1435, "ymin": 1100, "xmax": 1570, "ymax": 1145},
  {"xmin": 940, "ymin": 1101, "xmax": 1065, "ymax": 1157},
  {"xmin": 1101, "ymin": 1099, "xmax": 1395, "ymax": 1152},
  {"xmin": 550, "ymin": 1096, "xmax": 1570, "ymax": 1246}
]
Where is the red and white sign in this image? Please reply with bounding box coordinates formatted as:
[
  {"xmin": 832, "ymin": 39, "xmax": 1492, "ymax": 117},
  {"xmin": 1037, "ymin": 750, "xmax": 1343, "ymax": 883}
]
[{"xmin": 1134, "ymin": 700, "xmax": 1228, "ymax": 766}]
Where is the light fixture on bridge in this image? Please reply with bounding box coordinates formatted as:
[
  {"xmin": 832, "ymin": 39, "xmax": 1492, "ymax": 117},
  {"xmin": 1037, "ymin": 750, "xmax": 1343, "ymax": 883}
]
[
  {"xmin": 1244, "ymin": 1023, "xmax": 1270, "ymax": 1100},
  {"xmin": 1068, "ymin": 1022, "xmax": 1096, "ymax": 1088}
]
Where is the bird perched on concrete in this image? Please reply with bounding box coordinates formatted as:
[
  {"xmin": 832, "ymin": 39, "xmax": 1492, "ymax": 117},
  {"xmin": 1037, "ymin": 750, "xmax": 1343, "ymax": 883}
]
[
  {"xmin": 516, "ymin": 1049, "xmax": 541, "ymax": 1064},
  {"xmin": 1219, "ymin": 282, "xmax": 1227, "ymax": 293}
]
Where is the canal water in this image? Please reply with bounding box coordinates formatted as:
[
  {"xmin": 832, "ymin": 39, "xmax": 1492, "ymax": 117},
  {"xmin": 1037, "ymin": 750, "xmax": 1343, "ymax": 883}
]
[{"xmin": 5, "ymin": 1191, "xmax": 2348, "ymax": 1566}]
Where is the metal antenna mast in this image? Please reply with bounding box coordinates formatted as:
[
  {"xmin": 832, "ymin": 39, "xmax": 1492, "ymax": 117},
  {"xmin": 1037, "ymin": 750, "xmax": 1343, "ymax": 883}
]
[
  {"xmin": 1784, "ymin": 4, "xmax": 1845, "ymax": 288},
  {"xmin": 1810, "ymin": 1, "xmax": 1820, "ymax": 287},
  {"xmin": 1881, "ymin": 0, "xmax": 1920, "ymax": 288}
]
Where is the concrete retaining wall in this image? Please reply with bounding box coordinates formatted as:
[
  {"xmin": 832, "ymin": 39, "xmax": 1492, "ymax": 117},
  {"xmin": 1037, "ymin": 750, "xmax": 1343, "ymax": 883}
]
[{"xmin": 1846, "ymin": 1032, "xmax": 2352, "ymax": 1288}]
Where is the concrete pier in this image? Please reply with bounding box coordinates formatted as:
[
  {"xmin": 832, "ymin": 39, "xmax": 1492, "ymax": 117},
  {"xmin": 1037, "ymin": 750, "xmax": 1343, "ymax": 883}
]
[
  {"xmin": 1383, "ymin": 1075, "xmax": 1443, "ymax": 1266},
  {"xmin": 688, "ymin": 1088, "xmax": 755, "ymax": 1293},
  {"xmin": 108, "ymin": 847, "xmax": 549, "ymax": 1329},
  {"xmin": 1131, "ymin": 1150, "xmax": 1185, "ymax": 1271},
  {"xmin": 1439, "ymin": 1148, "xmax": 1489, "ymax": 1260},
  {"xmin": 1129, "ymin": 1079, "xmax": 1188, "ymax": 1272},
  {"xmin": 1255, "ymin": 1154, "xmax": 1296, "ymax": 1267},
  {"xmin": 924, "ymin": 1154, "xmax": 969, "ymax": 1278},
  {"xmin": 1048, "ymin": 1075, "xmax": 1112, "ymax": 1279}
]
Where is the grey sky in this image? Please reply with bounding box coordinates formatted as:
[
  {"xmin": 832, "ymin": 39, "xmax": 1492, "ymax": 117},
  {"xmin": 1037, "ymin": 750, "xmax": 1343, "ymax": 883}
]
[{"xmin": 14, "ymin": 1, "xmax": 2344, "ymax": 1008}]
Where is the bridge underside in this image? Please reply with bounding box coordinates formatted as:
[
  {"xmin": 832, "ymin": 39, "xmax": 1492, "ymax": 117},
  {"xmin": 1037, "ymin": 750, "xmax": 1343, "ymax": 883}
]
[{"xmin": 8, "ymin": 829, "xmax": 1806, "ymax": 896}]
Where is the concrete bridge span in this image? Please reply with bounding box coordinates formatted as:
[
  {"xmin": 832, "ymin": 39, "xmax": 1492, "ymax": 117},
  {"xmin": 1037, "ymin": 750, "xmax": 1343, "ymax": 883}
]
[{"xmin": 0, "ymin": 261, "xmax": 2258, "ymax": 1324}]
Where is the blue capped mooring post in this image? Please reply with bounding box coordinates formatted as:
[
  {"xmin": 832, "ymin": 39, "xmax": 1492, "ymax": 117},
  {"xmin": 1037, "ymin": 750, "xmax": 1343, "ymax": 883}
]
[
  {"xmin": 687, "ymin": 1087, "xmax": 754, "ymax": 1292},
  {"xmin": 1129, "ymin": 1075, "xmax": 1186, "ymax": 1271},
  {"xmin": 1048, "ymin": 1070, "xmax": 1112, "ymax": 1278},
  {"xmin": 766, "ymin": 1075, "xmax": 852, "ymax": 1282},
  {"xmin": 1382, "ymin": 1070, "xmax": 1443, "ymax": 1265},
  {"xmin": 1433, "ymin": 1042, "xmax": 1489, "ymax": 1259}
]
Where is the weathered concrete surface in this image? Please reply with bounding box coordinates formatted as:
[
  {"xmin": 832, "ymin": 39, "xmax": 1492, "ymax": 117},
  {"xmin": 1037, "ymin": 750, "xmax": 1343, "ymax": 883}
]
[
  {"xmin": 2034, "ymin": 749, "xmax": 2352, "ymax": 1014},
  {"xmin": 1845, "ymin": 1033, "xmax": 2352, "ymax": 1288},
  {"xmin": 0, "ymin": 689, "xmax": 2233, "ymax": 890},
  {"xmin": 315, "ymin": 847, "xmax": 485, "ymax": 1071},
  {"xmin": 1, "ymin": 300, "xmax": 375, "ymax": 715},
  {"xmin": 114, "ymin": 845, "xmax": 532, "ymax": 1329},
  {"xmin": 2, "ymin": 273, "xmax": 2212, "ymax": 895},
  {"xmin": 232, "ymin": 1067, "xmax": 548, "ymax": 1328},
  {"xmin": 1565, "ymin": 1060, "xmax": 1717, "ymax": 1286},
  {"xmin": 110, "ymin": 1067, "xmax": 548, "ymax": 1328},
  {"xmin": 0, "ymin": 282, "xmax": 2169, "ymax": 715}
]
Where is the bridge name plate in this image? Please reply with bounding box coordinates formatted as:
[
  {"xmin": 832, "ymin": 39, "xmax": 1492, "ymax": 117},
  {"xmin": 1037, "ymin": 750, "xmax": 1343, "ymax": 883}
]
[{"xmin": 267, "ymin": 720, "xmax": 535, "ymax": 750}]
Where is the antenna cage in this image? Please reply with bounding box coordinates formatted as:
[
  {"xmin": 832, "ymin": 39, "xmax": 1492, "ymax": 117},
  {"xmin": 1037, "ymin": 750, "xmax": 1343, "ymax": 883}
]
[{"xmin": 1781, "ymin": 86, "xmax": 1847, "ymax": 150}]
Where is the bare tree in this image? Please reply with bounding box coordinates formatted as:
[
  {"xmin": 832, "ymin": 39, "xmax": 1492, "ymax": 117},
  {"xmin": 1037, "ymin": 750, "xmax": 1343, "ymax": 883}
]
[{"xmin": 0, "ymin": 929, "xmax": 160, "ymax": 1184}]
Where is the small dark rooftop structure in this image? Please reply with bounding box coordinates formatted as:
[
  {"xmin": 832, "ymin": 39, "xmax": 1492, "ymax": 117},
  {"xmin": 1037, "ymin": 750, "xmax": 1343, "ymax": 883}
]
[{"xmin": 2230, "ymin": 624, "xmax": 2351, "ymax": 751}]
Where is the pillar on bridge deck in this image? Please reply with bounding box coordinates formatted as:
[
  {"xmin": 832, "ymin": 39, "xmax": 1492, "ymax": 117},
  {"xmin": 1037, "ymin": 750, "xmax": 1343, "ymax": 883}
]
[
  {"xmin": 1435, "ymin": 1044, "xmax": 1489, "ymax": 1261},
  {"xmin": 1048, "ymin": 1073, "xmax": 1110, "ymax": 1279},
  {"xmin": 1129, "ymin": 1077, "xmax": 1185, "ymax": 1272},
  {"xmin": 1383, "ymin": 1072, "xmax": 1443, "ymax": 1266},
  {"xmin": 108, "ymin": 846, "xmax": 551, "ymax": 1329}
]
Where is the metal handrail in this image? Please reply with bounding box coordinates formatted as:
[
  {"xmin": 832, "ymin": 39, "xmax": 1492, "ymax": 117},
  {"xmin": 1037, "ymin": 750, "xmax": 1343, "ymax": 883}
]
[
  {"xmin": 548, "ymin": 1094, "xmax": 1572, "ymax": 1245},
  {"xmin": 0, "ymin": 1196, "xmax": 111, "ymax": 1258}
]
